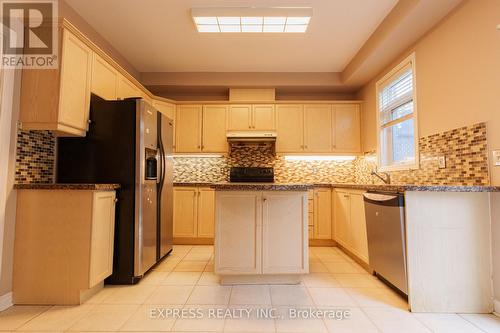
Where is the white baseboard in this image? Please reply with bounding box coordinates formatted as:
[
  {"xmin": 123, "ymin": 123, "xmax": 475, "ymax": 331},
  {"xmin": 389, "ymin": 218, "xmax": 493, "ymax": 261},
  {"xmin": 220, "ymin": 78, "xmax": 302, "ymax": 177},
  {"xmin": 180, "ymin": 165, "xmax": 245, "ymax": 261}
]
[
  {"xmin": 0, "ymin": 292, "xmax": 12, "ymax": 312},
  {"xmin": 494, "ymin": 299, "xmax": 500, "ymax": 317}
]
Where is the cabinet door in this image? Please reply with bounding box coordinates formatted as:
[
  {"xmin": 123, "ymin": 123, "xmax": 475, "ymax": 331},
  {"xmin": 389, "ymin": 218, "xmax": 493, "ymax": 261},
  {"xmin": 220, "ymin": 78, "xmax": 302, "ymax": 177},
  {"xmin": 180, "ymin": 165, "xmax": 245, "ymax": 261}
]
[
  {"xmin": 153, "ymin": 100, "xmax": 176, "ymax": 149},
  {"xmin": 175, "ymin": 105, "xmax": 202, "ymax": 153},
  {"xmin": 228, "ymin": 105, "xmax": 252, "ymax": 130},
  {"xmin": 215, "ymin": 191, "xmax": 262, "ymax": 274},
  {"xmin": 304, "ymin": 104, "xmax": 332, "ymax": 152},
  {"xmin": 262, "ymin": 192, "xmax": 308, "ymax": 274},
  {"xmin": 89, "ymin": 191, "xmax": 116, "ymax": 287},
  {"xmin": 276, "ymin": 105, "xmax": 304, "ymax": 152},
  {"xmin": 202, "ymin": 105, "xmax": 228, "ymax": 153},
  {"xmin": 91, "ymin": 53, "xmax": 118, "ymax": 100},
  {"xmin": 334, "ymin": 191, "xmax": 351, "ymax": 247},
  {"xmin": 252, "ymin": 104, "xmax": 275, "ymax": 130},
  {"xmin": 349, "ymin": 193, "xmax": 369, "ymax": 263},
  {"xmin": 153, "ymin": 100, "xmax": 175, "ymax": 119},
  {"xmin": 333, "ymin": 104, "xmax": 361, "ymax": 152},
  {"xmin": 313, "ymin": 188, "xmax": 332, "ymax": 239},
  {"xmin": 117, "ymin": 76, "xmax": 141, "ymax": 99},
  {"xmin": 197, "ymin": 188, "xmax": 215, "ymax": 238},
  {"xmin": 173, "ymin": 188, "xmax": 198, "ymax": 237},
  {"xmin": 58, "ymin": 29, "xmax": 93, "ymax": 133}
]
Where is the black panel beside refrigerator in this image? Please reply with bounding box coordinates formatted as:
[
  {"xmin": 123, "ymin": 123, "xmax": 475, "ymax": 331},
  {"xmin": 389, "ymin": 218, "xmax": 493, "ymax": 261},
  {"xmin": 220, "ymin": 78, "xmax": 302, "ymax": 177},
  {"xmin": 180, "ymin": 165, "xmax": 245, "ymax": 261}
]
[{"xmin": 57, "ymin": 95, "xmax": 173, "ymax": 285}]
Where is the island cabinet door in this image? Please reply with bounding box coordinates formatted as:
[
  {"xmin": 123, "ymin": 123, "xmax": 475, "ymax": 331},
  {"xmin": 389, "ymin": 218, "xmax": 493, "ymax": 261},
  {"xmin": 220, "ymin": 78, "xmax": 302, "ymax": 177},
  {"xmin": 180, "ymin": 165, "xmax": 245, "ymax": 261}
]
[
  {"xmin": 215, "ymin": 191, "xmax": 262, "ymax": 275},
  {"xmin": 262, "ymin": 192, "xmax": 308, "ymax": 274}
]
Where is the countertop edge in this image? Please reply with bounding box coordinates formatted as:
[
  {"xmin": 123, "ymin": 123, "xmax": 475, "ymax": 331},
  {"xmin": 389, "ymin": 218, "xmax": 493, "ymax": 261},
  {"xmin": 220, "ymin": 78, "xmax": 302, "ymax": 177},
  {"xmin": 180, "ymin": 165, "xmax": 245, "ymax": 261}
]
[
  {"xmin": 174, "ymin": 182, "xmax": 500, "ymax": 192},
  {"xmin": 14, "ymin": 183, "xmax": 121, "ymax": 191}
]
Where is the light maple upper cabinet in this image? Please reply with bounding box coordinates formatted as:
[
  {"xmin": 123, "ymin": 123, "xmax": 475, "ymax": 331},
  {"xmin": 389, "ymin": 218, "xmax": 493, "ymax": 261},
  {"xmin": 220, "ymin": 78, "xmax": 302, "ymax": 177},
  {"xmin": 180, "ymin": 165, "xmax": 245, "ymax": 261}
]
[
  {"xmin": 313, "ymin": 188, "xmax": 332, "ymax": 239},
  {"xmin": 175, "ymin": 105, "xmax": 202, "ymax": 153},
  {"xmin": 202, "ymin": 105, "xmax": 228, "ymax": 153},
  {"xmin": 20, "ymin": 28, "xmax": 93, "ymax": 136},
  {"xmin": 276, "ymin": 104, "xmax": 304, "ymax": 152},
  {"xmin": 228, "ymin": 104, "xmax": 275, "ymax": 130},
  {"xmin": 333, "ymin": 104, "xmax": 361, "ymax": 153},
  {"xmin": 153, "ymin": 99, "xmax": 176, "ymax": 149},
  {"xmin": 252, "ymin": 104, "xmax": 275, "ymax": 130},
  {"xmin": 228, "ymin": 104, "xmax": 252, "ymax": 130},
  {"xmin": 153, "ymin": 99, "xmax": 175, "ymax": 120},
  {"xmin": 304, "ymin": 104, "xmax": 333, "ymax": 152},
  {"xmin": 117, "ymin": 75, "xmax": 142, "ymax": 100},
  {"xmin": 91, "ymin": 53, "xmax": 118, "ymax": 100},
  {"xmin": 173, "ymin": 187, "xmax": 198, "ymax": 238}
]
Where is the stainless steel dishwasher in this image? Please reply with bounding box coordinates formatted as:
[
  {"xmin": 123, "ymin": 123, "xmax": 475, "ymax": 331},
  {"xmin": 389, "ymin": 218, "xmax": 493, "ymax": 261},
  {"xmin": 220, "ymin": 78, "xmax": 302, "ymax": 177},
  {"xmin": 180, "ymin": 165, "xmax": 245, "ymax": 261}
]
[{"xmin": 363, "ymin": 191, "xmax": 408, "ymax": 295}]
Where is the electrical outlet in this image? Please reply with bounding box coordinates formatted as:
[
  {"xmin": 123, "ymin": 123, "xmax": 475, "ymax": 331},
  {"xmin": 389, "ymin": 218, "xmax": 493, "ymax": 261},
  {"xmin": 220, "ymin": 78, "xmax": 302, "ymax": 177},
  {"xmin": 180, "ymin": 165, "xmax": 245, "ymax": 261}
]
[
  {"xmin": 438, "ymin": 155, "xmax": 446, "ymax": 169},
  {"xmin": 493, "ymin": 150, "xmax": 500, "ymax": 166}
]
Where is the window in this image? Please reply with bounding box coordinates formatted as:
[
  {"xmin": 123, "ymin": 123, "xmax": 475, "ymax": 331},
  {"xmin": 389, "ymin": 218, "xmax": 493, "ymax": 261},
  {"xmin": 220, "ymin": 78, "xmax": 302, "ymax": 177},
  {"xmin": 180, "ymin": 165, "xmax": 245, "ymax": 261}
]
[{"xmin": 376, "ymin": 54, "xmax": 418, "ymax": 171}]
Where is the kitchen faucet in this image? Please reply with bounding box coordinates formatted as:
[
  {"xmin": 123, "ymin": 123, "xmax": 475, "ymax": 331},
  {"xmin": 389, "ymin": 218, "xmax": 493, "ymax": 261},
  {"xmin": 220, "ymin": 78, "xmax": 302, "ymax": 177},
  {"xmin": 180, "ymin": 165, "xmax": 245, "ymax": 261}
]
[{"xmin": 371, "ymin": 170, "xmax": 391, "ymax": 184}]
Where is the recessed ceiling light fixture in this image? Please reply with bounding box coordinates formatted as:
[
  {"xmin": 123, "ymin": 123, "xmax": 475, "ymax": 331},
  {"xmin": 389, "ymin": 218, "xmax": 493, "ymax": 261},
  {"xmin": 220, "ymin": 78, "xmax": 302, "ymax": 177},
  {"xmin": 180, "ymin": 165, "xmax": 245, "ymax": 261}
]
[{"xmin": 191, "ymin": 7, "xmax": 312, "ymax": 33}]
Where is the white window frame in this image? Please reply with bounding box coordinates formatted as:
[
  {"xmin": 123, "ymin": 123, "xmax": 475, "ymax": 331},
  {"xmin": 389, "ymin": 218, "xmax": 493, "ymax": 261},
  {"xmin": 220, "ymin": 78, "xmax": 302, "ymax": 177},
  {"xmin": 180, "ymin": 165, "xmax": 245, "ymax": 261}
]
[{"xmin": 375, "ymin": 53, "xmax": 419, "ymax": 172}]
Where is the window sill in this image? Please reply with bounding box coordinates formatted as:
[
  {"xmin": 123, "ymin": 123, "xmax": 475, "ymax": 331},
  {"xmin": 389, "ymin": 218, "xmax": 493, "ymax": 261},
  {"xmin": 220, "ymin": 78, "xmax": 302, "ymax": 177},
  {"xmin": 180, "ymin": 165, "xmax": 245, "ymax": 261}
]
[{"xmin": 378, "ymin": 163, "xmax": 419, "ymax": 172}]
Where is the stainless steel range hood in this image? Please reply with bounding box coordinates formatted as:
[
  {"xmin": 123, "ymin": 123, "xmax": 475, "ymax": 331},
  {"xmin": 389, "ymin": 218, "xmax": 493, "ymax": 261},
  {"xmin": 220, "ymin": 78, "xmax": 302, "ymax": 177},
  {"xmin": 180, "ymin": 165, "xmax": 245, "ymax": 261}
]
[{"xmin": 226, "ymin": 131, "xmax": 277, "ymax": 144}]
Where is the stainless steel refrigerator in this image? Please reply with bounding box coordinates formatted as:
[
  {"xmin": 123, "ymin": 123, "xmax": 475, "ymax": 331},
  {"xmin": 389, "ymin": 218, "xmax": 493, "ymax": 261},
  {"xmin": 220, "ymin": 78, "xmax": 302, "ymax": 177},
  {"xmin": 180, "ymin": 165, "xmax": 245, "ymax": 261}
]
[{"xmin": 57, "ymin": 96, "xmax": 173, "ymax": 284}]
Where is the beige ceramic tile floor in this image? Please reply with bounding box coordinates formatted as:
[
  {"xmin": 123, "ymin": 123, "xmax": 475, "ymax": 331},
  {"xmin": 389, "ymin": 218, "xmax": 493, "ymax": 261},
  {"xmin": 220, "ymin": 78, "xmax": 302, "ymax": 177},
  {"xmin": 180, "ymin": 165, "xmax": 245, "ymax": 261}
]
[{"xmin": 1, "ymin": 245, "xmax": 500, "ymax": 333}]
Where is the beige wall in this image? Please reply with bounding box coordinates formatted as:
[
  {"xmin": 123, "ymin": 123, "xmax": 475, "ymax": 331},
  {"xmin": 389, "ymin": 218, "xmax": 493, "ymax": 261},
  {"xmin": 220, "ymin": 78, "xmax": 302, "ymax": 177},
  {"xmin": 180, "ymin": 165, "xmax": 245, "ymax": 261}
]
[
  {"xmin": 357, "ymin": 0, "xmax": 500, "ymax": 185},
  {"xmin": 357, "ymin": 0, "xmax": 500, "ymax": 310}
]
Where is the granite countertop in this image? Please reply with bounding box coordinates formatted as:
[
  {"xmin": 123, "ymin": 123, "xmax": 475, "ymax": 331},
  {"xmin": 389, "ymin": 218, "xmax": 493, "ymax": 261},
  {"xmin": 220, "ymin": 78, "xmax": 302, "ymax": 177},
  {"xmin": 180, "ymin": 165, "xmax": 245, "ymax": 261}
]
[
  {"xmin": 14, "ymin": 183, "xmax": 121, "ymax": 191},
  {"xmin": 174, "ymin": 182, "xmax": 500, "ymax": 192},
  {"xmin": 210, "ymin": 182, "xmax": 314, "ymax": 191}
]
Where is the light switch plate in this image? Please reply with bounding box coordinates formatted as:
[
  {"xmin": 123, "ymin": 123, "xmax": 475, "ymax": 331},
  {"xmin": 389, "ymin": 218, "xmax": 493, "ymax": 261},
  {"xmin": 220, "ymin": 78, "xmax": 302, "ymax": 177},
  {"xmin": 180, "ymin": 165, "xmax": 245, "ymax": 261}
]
[
  {"xmin": 493, "ymin": 150, "xmax": 500, "ymax": 166},
  {"xmin": 438, "ymin": 155, "xmax": 446, "ymax": 169}
]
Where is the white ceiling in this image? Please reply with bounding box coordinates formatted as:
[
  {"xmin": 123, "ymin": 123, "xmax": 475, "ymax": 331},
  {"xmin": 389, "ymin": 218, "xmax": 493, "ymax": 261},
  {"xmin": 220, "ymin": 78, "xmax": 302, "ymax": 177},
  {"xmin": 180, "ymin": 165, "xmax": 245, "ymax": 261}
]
[{"xmin": 64, "ymin": 0, "xmax": 398, "ymax": 73}]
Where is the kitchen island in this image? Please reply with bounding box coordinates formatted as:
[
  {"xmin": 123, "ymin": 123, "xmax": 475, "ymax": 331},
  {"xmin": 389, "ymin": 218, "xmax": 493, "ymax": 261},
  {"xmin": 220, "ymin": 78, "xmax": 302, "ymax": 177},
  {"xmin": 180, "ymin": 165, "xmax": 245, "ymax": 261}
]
[{"xmin": 212, "ymin": 183, "xmax": 312, "ymax": 284}]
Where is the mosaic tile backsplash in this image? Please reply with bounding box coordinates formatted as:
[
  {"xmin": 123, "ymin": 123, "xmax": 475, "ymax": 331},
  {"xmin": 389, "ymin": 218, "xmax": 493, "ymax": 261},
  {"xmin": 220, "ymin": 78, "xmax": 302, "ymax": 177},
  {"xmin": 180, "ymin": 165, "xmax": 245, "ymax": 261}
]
[
  {"xmin": 15, "ymin": 130, "xmax": 55, "ymax": 184},
  {"xmin": 15, "ymin": 123, "xmax": 489, "ymax": 186},
  {"xmin": 356, "ymin": 123, "xmax": 489, "ymax": 186},
  {"xmin": 174, "ymin": 144, "xmax": 357, "ymax": 183}
]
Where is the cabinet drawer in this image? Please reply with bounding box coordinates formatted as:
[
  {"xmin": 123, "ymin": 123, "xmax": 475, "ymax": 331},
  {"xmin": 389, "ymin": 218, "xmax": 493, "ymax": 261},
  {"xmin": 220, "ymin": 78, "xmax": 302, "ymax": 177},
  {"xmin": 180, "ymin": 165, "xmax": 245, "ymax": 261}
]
[
  {"xmin": 308, "ymin": 199, "xmax": 314, "ymax": 212},
  {"xmin": 308, "ymin": 226, "xmax": 314, "ymax": 240}
]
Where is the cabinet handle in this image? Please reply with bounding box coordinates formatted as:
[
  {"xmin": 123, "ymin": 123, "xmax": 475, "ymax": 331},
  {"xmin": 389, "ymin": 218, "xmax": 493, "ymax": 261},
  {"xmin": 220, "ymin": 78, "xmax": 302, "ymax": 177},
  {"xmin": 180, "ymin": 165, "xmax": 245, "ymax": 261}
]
[
  {"xmin": 263, "ymin": 197, "xmax": 267, "ymax": 202},
  {"xmin": 114, "ymin": 198, "xmax": 118, "ymax": 203}
]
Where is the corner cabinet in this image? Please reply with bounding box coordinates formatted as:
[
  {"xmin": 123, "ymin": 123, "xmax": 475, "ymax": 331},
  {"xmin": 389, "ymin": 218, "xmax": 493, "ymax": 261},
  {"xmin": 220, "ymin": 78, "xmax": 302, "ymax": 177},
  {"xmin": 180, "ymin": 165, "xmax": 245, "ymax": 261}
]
[
  {"xmin": 13, "ymin": 189, "xmax": 116, "ymax": 305},
  {"xmin": 20, "ymin": 28, "xmax": 93, "ymax": 136},
  {"xmin": 215, "ymin": 190, "xmax": 308, "ymax": 275}
]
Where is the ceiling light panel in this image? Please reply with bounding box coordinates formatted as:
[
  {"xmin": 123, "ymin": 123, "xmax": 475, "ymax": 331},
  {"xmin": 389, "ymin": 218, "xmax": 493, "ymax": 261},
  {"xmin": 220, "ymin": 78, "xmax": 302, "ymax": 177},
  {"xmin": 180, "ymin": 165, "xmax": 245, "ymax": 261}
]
[{"xmin": 191, "ymin": 7, "xmax": 312, "ymax": 33}]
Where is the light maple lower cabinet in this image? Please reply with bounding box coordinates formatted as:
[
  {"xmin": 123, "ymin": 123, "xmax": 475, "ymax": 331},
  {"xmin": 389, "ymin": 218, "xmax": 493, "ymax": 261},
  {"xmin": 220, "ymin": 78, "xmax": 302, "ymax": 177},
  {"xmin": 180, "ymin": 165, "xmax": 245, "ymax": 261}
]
[
  {"xmin": 215, "ymin": 190, "xmax": 308, "ymax": 277},
  {"xmin": 313, "ymin": 188, "xmax": 333, "ymax": 239},
  {"xmin": 173, "ymin": 187, "xmax": 215, "ymax": 243},
  {"xmin": 13, "ymin": 189, "xmax": 116, "ymax": 305},
  {"xmin": 20, "ymin": 28, "xmax": 93, "ymax": 136},
  {"xmin": 333, "ymin": 189, "xmax": 369, "ymax": 263}
]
